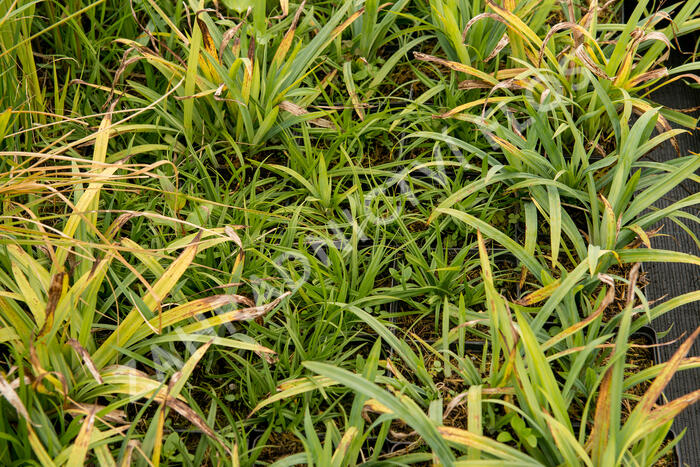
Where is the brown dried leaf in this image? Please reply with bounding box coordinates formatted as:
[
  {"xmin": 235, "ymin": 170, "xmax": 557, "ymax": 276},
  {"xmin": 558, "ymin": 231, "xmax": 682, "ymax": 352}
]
[
  {"xmin": 648, "ymin": 389, "xmax": 700, "ymax": 426},
  {"xmin": 579, "ymin": 0, "xmax": 599, "ymax": 30},
  {"xmin": 279, "ymin": 100, "xmax": 336, "ymax": 128},
  {"xmin": 225, "ymin": 225, "xmax": 246, "ymax": 277},
  {"xmin": 106, "ymin": 213, "xmax": 138, "ymax": 240},
  {"xmin": 389, "ymin": 428, "xmax": 416, "ymax": 439},
  {"xmin": 385, "ymin": 357, "xmax": 402, "ymax": 380},
  {"xmin": 538, "ymin": 22, "xmax": 587, "ymax": 66},
  {"xmin": 666, "ymin": 73, "xmax": 700, "ymax": 86},
  {"xmin": 625, "ymin": 263, "xmax": 641, "ymax": 306},
  {"xmin": 331, "ymin": 7, "xmax": 365, "ymax": 41},
  {"xmin": 0, "ymin": 373, "xmax": 32, "ymax": 423},
  {"xmin": 575, "ymin": 44, "xmax": 613, "ymax": 80},
  {"xmin": 152, "ymin": 294, "xmax": 256, "ymax": 329},
  {"xmin": 414, "ymin": 52, "xmax": 484, "ymax": 78},
  {"xmin": 641, "ymin": 31, "xmax": 672, "ymax": 49},
  {"xmin": 27, "ymin": 347, "xmax": 68, "ymax": 395},
  {"xmin": 452, "ymin": 318, "xmax": 490, "ymax": 330},
  {"xmin": 458, "ymin": 80, "xmax": 493, "ymax": 90},
  {"xmin": 165, "ymin": 396, "xmax": 232, "ymax": 456},
  {"xmin": 462, "ymin": 13, "xmax": 508, "ymax": 40},
  {"xmin": 586, "ymin": 367, "xmax": 612, "ymax": 456},
  {"xmin": 37, "ymin": 272, "xmax": 65, "ymax": 337},
  {"xmin": 220, "ymin": 23, "xmax": 245, "ymax": 64},
  {"xmin": 651, "ymin": 111, "xmax": 679, "ymax": 155},
  {"xmin": 66, "ymin": 402, "xmax": 127, "ymax": 424},
  {"xmin": 636, "ymin": 326, "xmax": 700, "ymax": 416},
  {"xmin": 444, "ymin": 391, "xmax": 469, "ymax": 420},
  {"xmin": 486, "ymin": 33, "xmax": 509, "ymax": 62},
  {"xmin": 647, "ymin": 11, "xmax": 674, "ymax": 30},
  {"xmin": 231, "ymin": 36, "xmax": 241, "ymax": 57},
  {"xmin": 120, "ymin": 440, "xmax": 139, "ymax": 467},
  {"xmin": 627, "ymin": 67, "xmax": 668, "ymax": 87},
  {"xmin": 214, "ymin": 291, "xmax": 291, "ymax": 322},
  {"xmin": 68, "ymin": 339, "xmax": 104, "ymax": 384}
]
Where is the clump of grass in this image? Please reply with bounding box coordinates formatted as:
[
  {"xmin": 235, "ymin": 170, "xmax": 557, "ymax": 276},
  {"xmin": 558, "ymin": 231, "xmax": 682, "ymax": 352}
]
[{"xmin": 0, "ymin": 112, "xmax": 290, "ymax": 463}]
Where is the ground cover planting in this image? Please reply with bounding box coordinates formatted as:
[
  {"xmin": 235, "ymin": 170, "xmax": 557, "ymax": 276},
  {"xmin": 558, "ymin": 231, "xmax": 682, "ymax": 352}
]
[{"xmin": 2, "ymin": 0, "xmax": 700, "ymax": 465}]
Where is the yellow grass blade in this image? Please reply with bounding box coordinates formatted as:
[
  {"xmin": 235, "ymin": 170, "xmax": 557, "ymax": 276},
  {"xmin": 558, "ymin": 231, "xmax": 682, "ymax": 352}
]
[
  {"xmin": 184, "ymin": 1, "xmax": 205, "ymax": 139},
  {"xmin": 54, "ymin": 426, "xmax": 127, "ymax": 466},
  {"xmin": 92, "ymin": 233, "xmax": 202, "ymax": 368},
  {"xmin": 10, "ymin": 261, "xmax": 45, "ymax": 329},
  {"xmin": 96, "ymin": 366, "xmax": 176, "ymax": 402},
  {"xmin": 414, "ymin": 52, "xmax": 498, "ymax": 85},
  {"xmin": 271, "ymin": 1, "xmax": 306, "ymax": 70},
  {"xmin": 169, "ymin": 339, "xmax": 213, "ymax": 398},
  {"xmin": 0, "ymin": 326, "xmax": 19, "ymax": 343},
  {"xmin": 196, "ymin": 16, "xmax": 220, "ymax": 81},
  {"xmin": 179, "ymin": 291, "xmax": 290, "ymax": 335},
  {"xmin": 7, "ymin": 244, "xmax": 50, "ymax": 290},
  {"xmin": 248, "ymin": 375, "xmax": 336, "ymax": 416},
  {"xmin": 330, "ymin": 427, "xmax": 358, "ymax": 467},
  {"xmin": 152, "ymin": 406, "xmax": 166, "ymax": 467},
  {"xmin": 66, "ymin": 408, "xmax": 96, "ymax": 467},
  {"xmin": 438, "ymin": 426, "xmax": 538, "ymax": 463},
  {"xmin": 55, "ymin": 114, "xmax": 117, "ymax": 269},
  {"xmin": 516, "ymin": 279, "xmax": 561, "ymax": 306}
]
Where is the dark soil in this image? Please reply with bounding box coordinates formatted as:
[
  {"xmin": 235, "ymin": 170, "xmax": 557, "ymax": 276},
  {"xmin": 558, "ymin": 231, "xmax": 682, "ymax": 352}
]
[{"xmin": 256, "ymin": 431, "xmax": 304, "ymax": 462}]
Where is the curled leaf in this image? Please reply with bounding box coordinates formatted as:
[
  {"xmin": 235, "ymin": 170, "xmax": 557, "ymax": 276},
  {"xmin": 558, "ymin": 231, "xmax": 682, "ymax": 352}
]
[
  {"xmin": 575, "ymin": 44, "xmax": 613, "ymax": 80},
  {"xmin": 462, "ymin": 12, "xmax": 508, "ymax": 41},
  {"xmin": 538, "ymin": 22, "xmax": 588, "ymax": 66}
]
